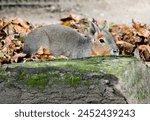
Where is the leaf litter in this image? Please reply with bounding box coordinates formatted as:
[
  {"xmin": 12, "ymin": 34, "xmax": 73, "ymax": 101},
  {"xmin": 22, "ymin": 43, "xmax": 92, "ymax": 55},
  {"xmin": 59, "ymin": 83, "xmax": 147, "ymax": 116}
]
[{"xmin": 0, "ymin": 15, "xmax": 150, "ymax": 65}]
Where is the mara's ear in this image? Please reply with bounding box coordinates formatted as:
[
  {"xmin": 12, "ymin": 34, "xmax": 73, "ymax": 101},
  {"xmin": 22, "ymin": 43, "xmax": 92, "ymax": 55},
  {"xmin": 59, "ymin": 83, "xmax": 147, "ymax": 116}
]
[
  {"xmin": 88, "ymin": 22, "xmax": 100, "ymax": 35},
  {"xmin": 98, "ymin": 20, "xmax": 108, "ymax": 31}
]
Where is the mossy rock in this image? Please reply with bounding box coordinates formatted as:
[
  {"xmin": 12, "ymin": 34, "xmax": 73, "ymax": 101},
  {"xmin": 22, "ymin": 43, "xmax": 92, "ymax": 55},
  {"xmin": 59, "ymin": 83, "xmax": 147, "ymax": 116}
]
[{"xmin": 0, "ymin": 56, "xmax": 149, "ymax": 103}]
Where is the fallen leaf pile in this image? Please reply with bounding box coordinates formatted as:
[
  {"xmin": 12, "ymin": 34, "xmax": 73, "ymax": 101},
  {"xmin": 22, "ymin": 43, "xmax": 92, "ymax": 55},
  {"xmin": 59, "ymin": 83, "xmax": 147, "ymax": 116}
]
[
  {"xmin": 0, "ymin": 16, "xmax": 150, "ymax": 65},
  {"xmin": 0, "ymin": 17, "xmax": 33, "ymax": 64},
  {"xmin": 111, "ymin": 19, "xmax": 150, "ymax": 61},
  {"xmin": 60, "ymin": 14, "xmax": 90, "ymax": 34}
]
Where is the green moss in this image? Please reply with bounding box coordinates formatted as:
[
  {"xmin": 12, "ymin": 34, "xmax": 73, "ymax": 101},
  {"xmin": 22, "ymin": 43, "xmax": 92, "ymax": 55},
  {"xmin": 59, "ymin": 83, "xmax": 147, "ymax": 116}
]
[
  {"xmin": 25, "ymin": 74, "xmax": 49, "ymax": 89},
  {"xmin": 0, "ymin": 71, "xmax": 7, "ymax": 80},
  {"xmin": 46, "ymin": 58, "xmax": 68, "ymax": 62},
  {"xmin": 136, "ymin": 88, "xmax": 148, "ymax": 100},
  {"xmin": 17, "ymin": 71, "xmax": 26, "ymax": 80},
  {"xmin": 130, "ymin": 87, "xmax": 149, "ymax": 100},
  {"xmin": 2, "ymin": 56, "xmax": 137, "ymax": 88},
  {"xmin": 24, "ymin": 71, "xmax": 91, "ymax": 88},
  {"xmin": 132, "ymin": 75, "xmax": 148, "ymax": 100},
  {"xmin": 64, "ymin": 73, "xmax": 81, "ymax": 87},
  {"xmin": 53, "ymin": 56, "xmax": 104, "ymax": 73},
  {"xmin": 4, "ymin": 56, "xmax": 135, "ymax": 76},
  {"xmin": 55, "ymin": 56, "xmax": 134, "ymax": 77},
  {"xmin": 17, "ymin": 32, "xmax": 26, "ymax": 42}
]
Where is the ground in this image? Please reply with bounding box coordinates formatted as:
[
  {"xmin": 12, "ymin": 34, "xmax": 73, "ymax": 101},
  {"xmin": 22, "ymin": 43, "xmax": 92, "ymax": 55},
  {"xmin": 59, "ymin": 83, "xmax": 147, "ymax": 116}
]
[{"xmin": 0, "ymin": 0, "xmax": 150, "ymax": 25}]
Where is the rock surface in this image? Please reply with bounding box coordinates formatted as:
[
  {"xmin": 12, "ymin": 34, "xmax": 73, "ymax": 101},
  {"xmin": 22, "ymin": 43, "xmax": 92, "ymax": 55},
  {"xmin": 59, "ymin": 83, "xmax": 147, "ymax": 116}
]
[{"xmin": 0, "ymin": 56, "xmax": 149, "ymax": 104}]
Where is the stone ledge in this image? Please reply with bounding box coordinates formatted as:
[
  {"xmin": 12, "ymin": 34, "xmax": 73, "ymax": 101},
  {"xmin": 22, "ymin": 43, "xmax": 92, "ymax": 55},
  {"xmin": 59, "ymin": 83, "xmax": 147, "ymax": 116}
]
[{"xmin": 0, "ymin": 56, "xmax": 149, "ymax": 103}]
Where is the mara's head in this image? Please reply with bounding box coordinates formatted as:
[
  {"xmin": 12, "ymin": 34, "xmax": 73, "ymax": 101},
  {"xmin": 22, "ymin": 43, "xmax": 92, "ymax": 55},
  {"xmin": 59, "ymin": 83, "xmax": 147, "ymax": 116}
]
[{"xmin": 87, "ymin": 21, "xmax": 119, "ymax": 56}]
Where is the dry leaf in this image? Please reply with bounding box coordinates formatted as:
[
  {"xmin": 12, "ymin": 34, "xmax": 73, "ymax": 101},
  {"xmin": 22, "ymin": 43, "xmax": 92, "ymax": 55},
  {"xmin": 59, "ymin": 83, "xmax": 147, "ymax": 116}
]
[
  {"xmin": 34, "ymin": 46, "xmax": 53, "ymax": 60},
  {"xmin": 11, "ymin": 53, "xmax": 26, "ymax": 63},
  {"xmin": 0, "ymin": 17, "xmax": 33, "ymax": 64},
  {"xmin": 60, "ymin": 14, "xmax": 80, "ymax": 27},
  {"xmin": 0, "ymin": 18, "xmax": 4, "ymax": 29},
  {"xmin": 132, "ymin": 19, "xmax": 150, "ymax": 38},
  {"xmin": 35, "ymin": 46, "xmax": 51, "ymax": 55},
  {"xmin": 43, "ymin": 48, "xmax": 51, "ymax": 55},
  {"xmin": 60, "ymin": 14, "xmax": 80, "ymax": 23},
  {"xmin": 5, "ymin": 35, "xmax": 13, "ymax": 45},
  {"xmin": 138, "ymin": 45, "xmax": 150, "ymax": 61},
  {"xmin": 13, "ymin": 24, "xmax": 27, "ymax": 33},
  {"xmin": 116, "ymin": 41, "xmax": 135, "ymax": 55}
]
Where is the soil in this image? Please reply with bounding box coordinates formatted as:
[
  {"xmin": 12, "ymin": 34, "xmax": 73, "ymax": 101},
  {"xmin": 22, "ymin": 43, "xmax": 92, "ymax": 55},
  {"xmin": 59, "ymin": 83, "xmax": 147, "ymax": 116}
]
[{"xmin": 0, "ymin": 0, "xmax": 150, "ymax": 25}]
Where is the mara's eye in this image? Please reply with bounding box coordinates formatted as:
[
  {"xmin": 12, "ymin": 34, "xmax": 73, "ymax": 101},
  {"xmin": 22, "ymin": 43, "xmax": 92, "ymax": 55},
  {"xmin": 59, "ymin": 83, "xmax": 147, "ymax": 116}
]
[{"xmin": 99, "ymin": 39, "xmax": 105, "ymax": 43}]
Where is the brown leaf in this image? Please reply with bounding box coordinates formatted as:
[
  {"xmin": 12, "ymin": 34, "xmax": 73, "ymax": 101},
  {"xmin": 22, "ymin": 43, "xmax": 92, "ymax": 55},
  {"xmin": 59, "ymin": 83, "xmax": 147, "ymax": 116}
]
[
  {"xmin": 12, "ymin": 18, "xmax": 23, "ymax": 25},
  {"xmin": 132, "ymin": 19, "xmax": 150, "ymax": 38},
  {"xmin": 60, "ymin": 14, "xmax": 80, "ymax": 23},
  {"xmin": 5, "ymin": 35, "xmax": 13, "ymax": 45},
  {"xmin": 1, "ymin": 46, "xmax": 8, "ymax": 54},
  {"xmin": 43, "ymin": 48, "xmax": 51, "ymax": 55},
  {"xmin": 6, "ymin": 24, "xmax": 14, "ymax": 35},
  {"xmin": 13, "ymin": 24, "xmax": 27, "ymax": 33},
  {"xmin": 0, "ymin": 18, "xmax": 4, "ymax": 29},
  {"xmin": 138, "ymin": 45, "xmax": 150, "ymax": 61},
  {"xmin": 0, "ymin": 31, "xmax": 7, "ymax": 40},
  {"xmin": 33, "ymin": 54, "xmax": 55, "ymax": 60},
  {"xmin": 0, "ymin": 18, "xmax": 11, "ymax": 31},
  {"xmin": 11, "ymin": 53, "xmax": 26, "ymax": 63},
  {"xmin": 12, "ymin": 18, "xmax": 32, "ymax": 33},
  {"xmin": 116, "ymin": 41, "xmax": 135, "ymax": 55},
  {"xmin": 0, "ymin": 57, "xmax": 10, "ymax": 64},
  {"xmin": 3, "ymin": 18, "xmax": 11, "ymax": 27},
  {"xmin": 34, "ymin": 46, "xmax": 53, "ymax": 60},
  {"xmin": 60, "ymin": 14, "xmax": 80, "ymax": 27},
  {"xmin": 0, "ymin": 53, "xmax": 11, "ymax": 64},
  {"xmin": 35, "ymin": 46, "xmax": 51, "ymax": 55},
  {"xmin": 137, "ymin": 28, "xmax": 150, "ymax": 38}
]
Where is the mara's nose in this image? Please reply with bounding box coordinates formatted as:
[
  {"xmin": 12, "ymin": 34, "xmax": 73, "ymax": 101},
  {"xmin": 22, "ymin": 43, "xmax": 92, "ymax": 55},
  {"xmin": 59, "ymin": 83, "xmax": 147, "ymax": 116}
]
[{"xmin": 111, "ymin": 49, "xmax": 119, "ymax": 55}]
